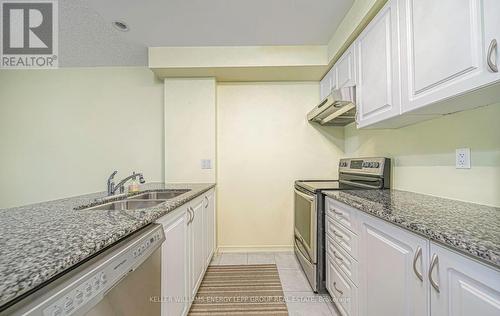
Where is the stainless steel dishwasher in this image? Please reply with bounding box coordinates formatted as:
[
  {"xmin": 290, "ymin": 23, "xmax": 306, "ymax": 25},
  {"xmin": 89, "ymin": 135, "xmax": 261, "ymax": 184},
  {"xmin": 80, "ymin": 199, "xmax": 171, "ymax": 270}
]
[{"xmin": 3, "ymin": 224, "xmax": 165, "ymax": 316}]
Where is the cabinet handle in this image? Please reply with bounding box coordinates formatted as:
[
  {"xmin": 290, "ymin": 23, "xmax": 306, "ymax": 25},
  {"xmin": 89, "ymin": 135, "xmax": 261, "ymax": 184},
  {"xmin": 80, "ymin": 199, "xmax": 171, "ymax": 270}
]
[
  {"xmin": 188, "ymin": 207, "xmax": 194, "ymax": 224},
  {"xmin": 331, "ymin": 209, "xmax": 343, "ymax": 217},
  {"xmin": 333, "ymin": 251, "xmax": 344, "ymax": 262},
  {"xmin": 187, "ymin": 208, "xmax": 192, "ymax": 224},
  {"xmin": 333, "ymin": 230, "xmax": 343, "ymax": 239},
  {"xmin": 487, "ymin": 39, "xmax": 498, "ymax": 72},
  {"xmin": 428, "ymin": 254, "xmax": 440, "ymax": 293},
  {"xmin": 333, "ymin": 282, "xmax": 343, "ymax": 295},
  {"xmin": 412, "ymin": 246, "xmax": 423, "ymax": 282},
  {"xmin": 204, "ymin": 196, "xmax": 209, "ymax": 208}
]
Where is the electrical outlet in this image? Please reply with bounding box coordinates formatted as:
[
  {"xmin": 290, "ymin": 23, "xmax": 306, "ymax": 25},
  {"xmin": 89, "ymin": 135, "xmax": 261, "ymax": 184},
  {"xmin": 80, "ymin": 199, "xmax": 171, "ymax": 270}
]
[
  {"xmin": 201, "ymin": 159, "xmax": 212, "ymax": 169},
  {"xmin": 456, "ymin": 148, "xmax": 471, "ymax": 169}
]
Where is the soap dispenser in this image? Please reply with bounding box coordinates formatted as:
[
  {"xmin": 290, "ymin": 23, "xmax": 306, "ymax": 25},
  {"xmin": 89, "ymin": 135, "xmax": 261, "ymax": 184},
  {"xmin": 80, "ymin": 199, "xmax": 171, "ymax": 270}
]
[{"xmin": 128, "ymin": 176, "xmax": 140, "ymax": 193}]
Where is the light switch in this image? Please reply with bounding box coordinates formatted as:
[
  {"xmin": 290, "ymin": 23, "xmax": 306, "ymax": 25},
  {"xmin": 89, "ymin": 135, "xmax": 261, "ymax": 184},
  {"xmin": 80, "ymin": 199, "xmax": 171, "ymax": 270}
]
[{"xmin": 201, "ymin": 159, "xmax": 212, "ymax": 169}]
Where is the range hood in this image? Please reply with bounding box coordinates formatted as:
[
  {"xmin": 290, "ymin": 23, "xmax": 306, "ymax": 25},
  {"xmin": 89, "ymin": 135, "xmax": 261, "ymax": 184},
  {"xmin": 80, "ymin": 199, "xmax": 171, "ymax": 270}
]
[{"xmin": 307, "ymin": 86, "xmax": 356, "ymax": 126}]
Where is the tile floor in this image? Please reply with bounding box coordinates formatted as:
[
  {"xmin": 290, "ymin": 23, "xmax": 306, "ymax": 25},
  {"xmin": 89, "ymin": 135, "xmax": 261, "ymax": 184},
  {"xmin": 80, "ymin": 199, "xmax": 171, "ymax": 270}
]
[{"xmin": 210, "ymin": 251, "xmax": 339, "ymax": 316}]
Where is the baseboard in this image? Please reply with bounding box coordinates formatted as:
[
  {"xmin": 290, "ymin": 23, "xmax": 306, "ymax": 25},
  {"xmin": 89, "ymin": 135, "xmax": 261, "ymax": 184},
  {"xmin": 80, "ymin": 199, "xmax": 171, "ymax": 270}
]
[{"xmin": 217, "ymin": 245, "xmax": 293, "ymax": 253}]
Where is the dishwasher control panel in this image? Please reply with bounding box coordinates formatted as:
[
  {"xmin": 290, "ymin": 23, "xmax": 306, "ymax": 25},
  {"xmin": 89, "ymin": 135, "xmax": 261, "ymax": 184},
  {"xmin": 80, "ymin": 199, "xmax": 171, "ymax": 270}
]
[
  {"xmin": 4, "ymin": 224, "xmax": 165, "ymax": 316},
  {"xmin": 42, "ymin": 228, "xmax": 163, "ymax": 316}
]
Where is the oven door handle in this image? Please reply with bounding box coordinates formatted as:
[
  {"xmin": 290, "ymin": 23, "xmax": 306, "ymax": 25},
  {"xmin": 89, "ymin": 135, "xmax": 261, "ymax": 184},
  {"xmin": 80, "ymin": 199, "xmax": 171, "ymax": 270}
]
[
  {"xmin": 294, "ymin": 188, "xmax": 315, "ymax": 201},
  {"xmin": 339, "ymin": 179, "xmax": 383, "ymax": 189},
  {"xmin": 294, "ymin": 235, "xmax": 314, "ymax": 263}
]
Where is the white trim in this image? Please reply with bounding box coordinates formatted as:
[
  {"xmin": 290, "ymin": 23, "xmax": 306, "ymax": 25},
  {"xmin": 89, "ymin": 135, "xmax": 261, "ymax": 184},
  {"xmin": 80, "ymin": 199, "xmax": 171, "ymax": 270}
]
[{"xmin": 217, "ymin": 245, "xmax": 293, "ymax": 253}]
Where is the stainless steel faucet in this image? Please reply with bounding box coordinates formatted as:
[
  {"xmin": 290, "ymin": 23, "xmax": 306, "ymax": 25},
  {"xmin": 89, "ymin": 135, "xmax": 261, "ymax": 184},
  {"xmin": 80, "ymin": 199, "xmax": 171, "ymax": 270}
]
[{"xmin": 107, "ymin": 171, "xmax": 145, "ymax": 196}]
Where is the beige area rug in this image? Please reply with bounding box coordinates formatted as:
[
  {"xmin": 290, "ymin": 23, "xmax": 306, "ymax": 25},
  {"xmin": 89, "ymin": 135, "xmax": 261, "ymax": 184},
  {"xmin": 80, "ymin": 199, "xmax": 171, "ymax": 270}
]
[{"xmin": 188, "ymin": 264, "xmax": 289, "ymax": 315}]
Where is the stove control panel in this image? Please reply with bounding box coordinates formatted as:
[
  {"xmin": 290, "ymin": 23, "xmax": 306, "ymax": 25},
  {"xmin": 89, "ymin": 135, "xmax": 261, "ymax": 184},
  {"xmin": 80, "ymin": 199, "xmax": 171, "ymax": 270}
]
[{"xmin": 339, "ymin": 157, "xmax": 389, "ymax": 175}]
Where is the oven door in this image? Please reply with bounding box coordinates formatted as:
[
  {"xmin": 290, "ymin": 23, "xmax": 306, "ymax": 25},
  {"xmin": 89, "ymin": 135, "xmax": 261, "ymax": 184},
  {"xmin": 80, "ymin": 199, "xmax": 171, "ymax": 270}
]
[{"xmin": 294, "ymin": 188, "xmax": 317, "ymax": 264}]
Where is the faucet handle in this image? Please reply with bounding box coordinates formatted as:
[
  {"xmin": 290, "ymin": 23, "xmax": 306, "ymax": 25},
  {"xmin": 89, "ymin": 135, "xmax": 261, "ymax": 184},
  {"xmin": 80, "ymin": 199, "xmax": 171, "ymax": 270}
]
[{"xmin": 108, "ymin": 170, "xmax": 118, "ymax": 180}]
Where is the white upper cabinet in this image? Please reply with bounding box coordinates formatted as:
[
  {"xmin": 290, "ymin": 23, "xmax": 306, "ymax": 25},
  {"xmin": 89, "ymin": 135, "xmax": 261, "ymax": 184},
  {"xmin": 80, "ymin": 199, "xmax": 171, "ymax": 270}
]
[
  {"xmin": 399, "ymin": 0, "xmax": 500, "ymax": 114},
  {"xmin": 484, "ymin": 0, "xmax": 500, "ymax": 78},
  {"xmin": 429, "ymin": 242, "xmax": 500, "ymax": 316},
  {"xmin": 355, "ymin": 0, "xmax": 401, "ymax": 128},
  {"xmin": 336, "ymin": 44, "xmax": 356, "ymax": 89},
  {"xmin": 320, "ymin": 66, "xmax": 337, "ymax": 101}
]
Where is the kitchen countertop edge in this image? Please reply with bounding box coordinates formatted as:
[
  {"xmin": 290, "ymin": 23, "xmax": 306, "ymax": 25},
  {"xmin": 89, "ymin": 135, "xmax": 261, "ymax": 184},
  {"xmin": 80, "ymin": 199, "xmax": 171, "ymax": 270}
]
[{"xmin": 322, "ymin": 189, "xmax": 500, "ymax": 270}]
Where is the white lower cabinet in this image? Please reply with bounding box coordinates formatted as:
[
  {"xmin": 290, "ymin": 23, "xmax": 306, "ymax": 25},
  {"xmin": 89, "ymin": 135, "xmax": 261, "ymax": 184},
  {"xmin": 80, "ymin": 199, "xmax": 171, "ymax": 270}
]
[
  {"xmin": 325, "ymin": 196, "xmax": 500, "ymax": 316},
  {"xmin": 159, "ymin": 209, "xmax": 189, "ymax": 316},
  {"xmin": 358, "ymin": 212, "xmax": 429, "ymax": 316},
  {"xmin": 189, "ymin": 197, "xmax": 205, "ymax": 297},
  {"xmin": 203, "ymin": 191, "xmax": 216, "ymax": 266},
  {"xmin": 158, "ymin": 188, "xmax": 216, "ymax": 316},
  {"xmin": 327, "ymin": 257, "xmax": 358, "ymax": 316},
  {"xmin": 429, "ymin": 242, "xmax": 500, "ymax": 316}
]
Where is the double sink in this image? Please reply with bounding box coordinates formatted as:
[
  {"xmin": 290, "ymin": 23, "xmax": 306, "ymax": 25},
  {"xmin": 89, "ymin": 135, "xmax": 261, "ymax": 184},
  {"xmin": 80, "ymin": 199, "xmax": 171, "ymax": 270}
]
[{"xmin": 84, "ymin": 189, "xmax": 191, "ymax": 211}]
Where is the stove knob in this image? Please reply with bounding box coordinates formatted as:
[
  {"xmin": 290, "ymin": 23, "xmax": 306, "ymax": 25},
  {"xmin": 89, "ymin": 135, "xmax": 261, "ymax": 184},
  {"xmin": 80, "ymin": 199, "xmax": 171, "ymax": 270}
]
[{"xmin": 373, "ymin": 162, "xmax": 380, "ymax": 168}]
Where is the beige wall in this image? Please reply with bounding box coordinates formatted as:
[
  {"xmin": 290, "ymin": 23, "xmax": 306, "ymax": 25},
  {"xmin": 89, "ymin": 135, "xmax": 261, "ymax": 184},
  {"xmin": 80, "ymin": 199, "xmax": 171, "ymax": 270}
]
[
  {"xmin": 345, "ymin": 103, "xmax": 500, "ymax": 207},
  {"xmin": 0, "ymin": 68, "xmax": 164, "ymax": 208},
  {"xmin": 217, "ymin": 82, "xmax": 344, "ymax": 251},
  {"xmin": 164, "ymin": 78, "xmax": 216, "ymax": 183}
]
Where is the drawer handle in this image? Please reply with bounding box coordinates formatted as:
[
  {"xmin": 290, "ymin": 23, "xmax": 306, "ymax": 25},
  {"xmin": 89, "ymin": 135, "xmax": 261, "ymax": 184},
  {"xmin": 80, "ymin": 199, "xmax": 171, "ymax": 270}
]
[
  {"xmin": 428, "ymin": 254, "xmax": 440, "ymax": 293},
  {"xmin": 333, "ymin": 230, "xmax": 344, "ymax": 239},
  {"xmin": 333, "ymin": 251, "xmax": 344, "ymax": 262},
  {"xmin": 333, "ymin": 282, "xmax": 343, "ymax": 295},
  {"xmin": 487, "ymin": 39, "xmax": 498, "ymax": 72},
  {"xmin": 412, "ymin": 246, "xmax": 423, "ymax": 282},
  {"xmin": 331, "ymin": 208, "xmax": 344, "ymax": 217}
]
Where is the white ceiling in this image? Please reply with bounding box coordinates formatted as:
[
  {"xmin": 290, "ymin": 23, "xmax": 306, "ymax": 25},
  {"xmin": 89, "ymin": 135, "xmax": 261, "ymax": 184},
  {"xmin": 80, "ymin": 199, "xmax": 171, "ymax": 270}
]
[{"xmin": 59, "ymin": 0, "xmax": 353, "ymax": 67}]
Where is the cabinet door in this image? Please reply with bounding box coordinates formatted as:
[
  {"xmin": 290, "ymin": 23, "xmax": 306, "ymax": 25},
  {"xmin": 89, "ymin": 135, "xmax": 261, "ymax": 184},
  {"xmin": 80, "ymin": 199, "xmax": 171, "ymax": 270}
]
[
  {"xmin": 399, "ymin": 0, "xmax": 500, "ymax": 114},
  {"xmin": 484, "ymin": 0, "xmax": 500, "ymax": 80},
  {"xmin": 336, "ymin": 44, "xmax": 356, "ymax": 89},
  {"xmin": 355, "ymin": 0, "xmax": 401, "ymax": 128},
  {"xmin": 204, "ymin": 190, "xmax": 216, "ymax": 266},
  {"xmin": 429, "ymin": 242, "xmax": 500, "ymax": 316},
  {"xmin": 326, "ymin": 257, "xmax": 358, "ymax": 316},
  {"xmin": 189, "ymin": 199, "xmax": 205, "ymax": 297},
  {"xmin": 161, "ymin": 211, "xmax": 189, "ymax": 316},
  {"xmin": 320, "ymin": 67, "xmax": 337, "ymax": 101},
  {"xmin": 358, "ymin": 212, "xmax": 429, "ymax": 316},
  {"xmin": 320, "ymin": 74, "xmax": 330, "ymax": 101}
]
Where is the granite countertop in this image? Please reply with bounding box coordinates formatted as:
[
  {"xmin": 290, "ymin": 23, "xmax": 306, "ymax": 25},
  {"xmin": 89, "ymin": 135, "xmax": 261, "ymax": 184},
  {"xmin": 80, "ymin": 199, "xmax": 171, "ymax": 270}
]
[
  {"xmin": 0, "ymin": 182, "xmax": 215, "ymax": 308},
  {"xmin": 323, "ymin": 189, "xmax": 500, "ymax": 269}
]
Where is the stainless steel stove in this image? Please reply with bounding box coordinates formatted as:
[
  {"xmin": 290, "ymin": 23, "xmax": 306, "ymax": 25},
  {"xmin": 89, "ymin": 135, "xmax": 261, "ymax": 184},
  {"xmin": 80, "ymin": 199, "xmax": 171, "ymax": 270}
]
[{"xmin": 294, "ymin": 157, "xmax": 391, "ymax": 293}]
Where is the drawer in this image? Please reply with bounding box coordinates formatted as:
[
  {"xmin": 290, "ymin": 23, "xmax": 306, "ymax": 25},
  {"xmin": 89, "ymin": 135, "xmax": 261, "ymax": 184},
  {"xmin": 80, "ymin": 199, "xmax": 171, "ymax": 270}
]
[
  {"xmin": 326, "ymin": 215, "xmax": 359, "ymax": 260},
  {"xmin": 326, "ymin": 235, "xmax": 359, "ymax": 286},
  {"xmin": 326, "ymin": 257, "xmax": 358, "ymax": 316},
  {"xmin": 325, "ymin": 197, "xmax": 359, "ymax": 234}
]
